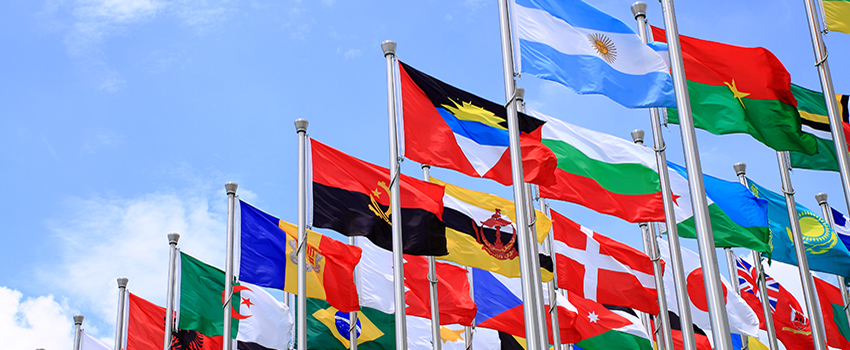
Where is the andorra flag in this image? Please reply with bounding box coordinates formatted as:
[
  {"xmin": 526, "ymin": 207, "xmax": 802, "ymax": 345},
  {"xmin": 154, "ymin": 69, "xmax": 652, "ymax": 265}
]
[
  {"xmin": 239, "ymin": 200, "xmax": 362, "ymax": 312},
  {"xmin": 310, "ymin": 138, "xmax": 447, "ymax": 256}
]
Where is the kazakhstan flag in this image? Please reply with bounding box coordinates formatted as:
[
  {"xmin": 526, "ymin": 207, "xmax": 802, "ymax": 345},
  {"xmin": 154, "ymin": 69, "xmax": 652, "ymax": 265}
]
[{"xmin": 748, "ymin": 178, "xmax": 850, "ymax": 277}]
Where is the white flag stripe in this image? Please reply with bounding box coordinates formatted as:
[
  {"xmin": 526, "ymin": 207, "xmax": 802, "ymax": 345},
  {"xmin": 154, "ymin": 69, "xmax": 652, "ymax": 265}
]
[
  {"xmin": 611, "ymin": 310, "xmax": 651, "ymax": 340},
  {"xmin": 236, "ymin": 281, "xmax": 293, "ymax": 350},
  {"xmin": 442, "ymin": 195, "xmax": 514, "ymax": 234},
  {"xmin": 514, "ymin": 3, "xmax": 669, "ymax": 75},
  {"xmin": 81, "ymin": 330, "xmax": 112, "ymax": 350},
  {"xmin": 358, "ymin": 239, "xmax": 396, "ymax": 313},
  {"xmin": 801, "ymin": 124, "xmax": 833, "ymax": 140},
  {"xmin": 552, "ymin": 233, "xmax": 657, "ymax": 294},
  {"xmin": 531, "ymin": 109, "xmax": 657, "ymax": 168}
]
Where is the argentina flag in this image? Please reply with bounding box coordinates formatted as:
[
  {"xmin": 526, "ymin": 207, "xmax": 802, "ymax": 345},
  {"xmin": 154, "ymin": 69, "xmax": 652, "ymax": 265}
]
[{"xmin": 513, "ymin": 0, "xmax": 676, "ymax": 108}]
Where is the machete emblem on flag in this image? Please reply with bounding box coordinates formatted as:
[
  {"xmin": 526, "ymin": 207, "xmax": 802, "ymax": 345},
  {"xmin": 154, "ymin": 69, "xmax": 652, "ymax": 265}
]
[
  {"xmin": 588, "ymin": 33, "xmax": 617, "ymax": 64},
  {"xmin": 288, "ymin": 238, "xmax": 324, "ymax": 272},
  {"xmin": 472, "ymin": 209, "xmax": 518, "ymax": 260},
  {"xmin": 221, "ymin": 285, "xmax": 253, "ymax": 320},
  {"xmin": 786, "ymin": 211, "xmax": 837, "ymax": 254},
  {"xmin": 368, "ymin": 181, "xmax": 392, "ymax": 225}
]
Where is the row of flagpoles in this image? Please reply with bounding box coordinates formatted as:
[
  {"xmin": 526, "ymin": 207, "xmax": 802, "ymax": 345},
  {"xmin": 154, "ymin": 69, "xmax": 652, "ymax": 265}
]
[{"xmin": 67, "ymin": 0, "xmax": 850, "ymax": 349}]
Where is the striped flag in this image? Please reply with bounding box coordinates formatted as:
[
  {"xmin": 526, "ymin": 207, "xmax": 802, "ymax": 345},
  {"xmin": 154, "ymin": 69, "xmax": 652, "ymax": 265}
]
[{"xmin": 789, "ymin": 83, "xmax": 850, "ymax": 172}]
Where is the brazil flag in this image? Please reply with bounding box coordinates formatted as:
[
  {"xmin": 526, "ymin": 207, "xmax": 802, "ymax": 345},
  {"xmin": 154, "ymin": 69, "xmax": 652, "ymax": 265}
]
[{"xmin": 297, "ymin": 298, "xmax": 395, "ymax": 350}]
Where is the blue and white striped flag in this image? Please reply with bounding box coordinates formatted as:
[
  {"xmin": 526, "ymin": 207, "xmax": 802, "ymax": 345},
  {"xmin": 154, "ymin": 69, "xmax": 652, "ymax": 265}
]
[{"xmin": 513, "ymin": 0, "xmax": 676, "ymax": 108}]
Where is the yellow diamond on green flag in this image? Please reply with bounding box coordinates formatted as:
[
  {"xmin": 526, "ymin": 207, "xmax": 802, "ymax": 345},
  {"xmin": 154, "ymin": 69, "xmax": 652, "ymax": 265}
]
[{"xmin": 313, "ymin": 305, "xmax": 384, "ymax": 347}]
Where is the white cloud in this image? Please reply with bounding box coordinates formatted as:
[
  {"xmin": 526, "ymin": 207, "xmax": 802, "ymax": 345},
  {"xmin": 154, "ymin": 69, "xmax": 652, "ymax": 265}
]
[
  {"xmin": 344, "ymin": 48, "xmax": 361, "ymax": 59},
  {"xmin": 83, "ymin": 129, "xmax": 125, "ymax": 153},
  {"xmin": 463, "ymin": 0, "xmax": 487, "ymax": 10},
  {"xmin": 0, "ymin": 287, "xmax": 74, "ymax": 350},
  {"xmin": 444, "ymin": 14, "xmax": 453, "ymax": 21},
  {"xmin": 321, "ymin": 0, "xmax": 335, "ymax": 7}
]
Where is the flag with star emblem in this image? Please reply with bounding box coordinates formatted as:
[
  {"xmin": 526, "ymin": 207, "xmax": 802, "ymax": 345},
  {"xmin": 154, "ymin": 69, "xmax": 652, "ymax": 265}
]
[
  {"xmin": 239, "ymin": 200, "xmax": 362, "ymax": 313},
  {"xmin": 574, "ymin": 306, "xmax": 653, "ymax": 350},
  {"xmin": 550, "ymin": 210, "xmax": 661, "ymax": 315},
  {"xmin": 652, "ymin": 27, "xmax": 817, "ymax": 155},
  {"xmin": 788, "ymin": 83, "xmax": 850, "ymax": 172},
  {"xmin": 398, "ymin": 61, "xmax": 558, "ymax": 187},
  {"xmin": 513, "ymin": 0, "xmax": 676, "ymax": 109},
  {"xmin": 748, "ymin": 178, "xmax": 850, "ymax": 277},
  {"xmin": 663, "ymin": 161, "xmax": 771, "ymax": 254},
  {"xmin": 310, "ymin": 138, "xmax": 447, "ymax": 256}
]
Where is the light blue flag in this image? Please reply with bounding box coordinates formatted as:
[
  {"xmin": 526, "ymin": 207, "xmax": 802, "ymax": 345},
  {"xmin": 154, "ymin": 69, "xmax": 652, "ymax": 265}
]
[
  {"xmin": 748, "ymin": 178, "xmax": 850, "ymax": 277},
  {"xmin": 513, "ymin": 0, "xmax": 676, "ymax": 108}
]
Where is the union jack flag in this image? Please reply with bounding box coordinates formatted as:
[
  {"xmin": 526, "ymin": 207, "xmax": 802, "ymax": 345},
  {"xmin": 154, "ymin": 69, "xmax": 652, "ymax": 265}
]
[{"xmin": 736, "ymin": 256, "xmax": 779, "ymax": 312}]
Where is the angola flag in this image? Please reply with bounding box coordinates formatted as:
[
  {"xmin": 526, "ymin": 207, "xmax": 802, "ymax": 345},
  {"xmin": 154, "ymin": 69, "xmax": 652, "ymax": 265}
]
[
  {"xmin": 240, "ymin": 200, "xmax": 362, "ymax": 312},
  {"xmin": 399, "ymin": 61, "xmax": 557, "ymax": 187},
  {"xmin": 311, "ymin": 139, "xmax": 447, "ymax": 256},
  {"xmin": 652, "ymin": 27, "xmax": 817, "ymax": 155},
  {"xmin": 789, "ymin": 83, "xmax": 850, "ymax": 172}
]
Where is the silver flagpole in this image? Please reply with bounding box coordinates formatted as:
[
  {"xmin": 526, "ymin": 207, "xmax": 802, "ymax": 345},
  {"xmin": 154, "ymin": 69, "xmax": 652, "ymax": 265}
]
[
  {"xmin": 114, "ymin": 277, "xmax": 129, "ymax": 350},
  {"xmin": 539, "ymin": 199, "xmax": 562, "ymax": 349},
  {"xmin": 631, "ymin": 129, "xmax": 673, "ymax": 350},
  {"xmin": 466, "ymin": 266, "xmax": 474, "ymax": 350},
  {"xmin": 382, "ymin": 40, "xmax": 408, "ymax": 350},
  {"xmin": 349, "ymin": 236, "xmax": 360, "ymax": 350},
  {"xmin": 802, "ymin": 0, "xmax": 850, "ymax": 217},
  {"xmin": 656, "ymin": 1, "xmax": 733, "ymax": 349},
  {"xmin": 496, "ymin": 0, "xmax": 543, "ymax": 348},
  {"xmin": 73, "ymin": 315, "xmax": 84, "ymax": 350},
  {"xmin": 815, "ymin": 193, "xmax": 850, "ymax": 327},
  {"xmin": 517, "ymin": 88, "xmax": 550, "ymax": 347},
  {"xmin": 723, "ymin": 249, "xmax": 749, "ymax": 350},
  {"xmin": 295, "ymin": 120, "xmax": 309, "ymax": 350},
  {"xmin": 733, "ymin": 163, "xmax": 780, "ymax": 350},
  {"xmin": 629, "ymin": 5, "xmax": 697, "ymax": 350},
  {"xmin": 421, "ymin": 164, "xmax": 442, "ymax": 350},
  {"xmin": 164, "ymin": 233, "xmax": 180, "ymax": 350},
  {"xmin": 775, "ymin": 151, "xmax": 828, "ymax": 350},
  {"xmin": 224, "ymin": 183, "xmax": 238, "ymax": 350}
]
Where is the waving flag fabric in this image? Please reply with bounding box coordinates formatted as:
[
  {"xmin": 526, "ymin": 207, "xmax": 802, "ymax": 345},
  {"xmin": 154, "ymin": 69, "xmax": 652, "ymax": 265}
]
[
  {"xmin": 665, "ymin": 161, "xmax": 771, "ymax": 253},
  {"xmin": 513, "ymin": 0, "xmax": 675, "ymax": 108},
  {"xmin": 80, "ymin": 331, "xmax": 110, "ymax": 350},
  {"xmin": 736, "ymin": 256, "xmax": 814, "ymax": 350},
  {"xmin": 432, "ymin": 177, "xmax": 551, "ymax": 279},
  {"xmin": 789, "ymin": 84, "xmax": 850, "ymax": 172},
  {"xmin": 748, "ymin": 178, "xmax": 850, "ymax": 277},
  {"xmin": 530, "ymin": 109, "xmax": 665, "ymax": 223},
  {"xmin": 814, "ymin": 276, "xmax": 850, "ymax": 349},
  {"xmin": 310, "ymin": 138, "xmax": 447, "ymax": 256},
  {"xmin": 127, "ymin": 293, "xmax": 223, "ymax": 350},
  {"xmin": 550, "ymin": 210, "xmax": 660, "ymax": 314},
  {"xmin": 239, "ymin": 200, "xmax": 361, "ymax": 312},
  {"xmin": 830, "ymin": 207, "xmax": 850, "ymax": 249},
  {"xmin": 398, "ymin": 61, "xmax": 557, "ymax": 186},
  {"xmin": 657, "ymin": 239, "xmax": 760, "ymax": 336},
  {"xmin": 574, "ymin": 306, "xmax": 653, "ymax": 350},
  {"xmin": 825, "ymin": 0, "xmax": 850, "ymax": 34}
]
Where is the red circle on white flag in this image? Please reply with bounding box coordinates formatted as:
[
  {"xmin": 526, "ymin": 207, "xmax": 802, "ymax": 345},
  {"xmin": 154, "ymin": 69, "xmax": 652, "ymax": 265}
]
[{"xmin": 687, "ymin": 268, "xmax": 727, "ymax": 312}]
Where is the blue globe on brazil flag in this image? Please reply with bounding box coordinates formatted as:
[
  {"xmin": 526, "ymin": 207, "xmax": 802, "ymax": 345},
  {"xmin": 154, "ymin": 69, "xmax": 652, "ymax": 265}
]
[{"xmin": 334, "ymin": 310, "xmax": 362, "ymax": 339}]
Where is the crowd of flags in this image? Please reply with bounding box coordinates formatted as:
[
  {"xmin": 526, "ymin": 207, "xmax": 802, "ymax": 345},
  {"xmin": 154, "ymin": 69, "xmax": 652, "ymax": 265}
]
[{"xmin": 66, "ymin": 0, "xmax": 850, "ymax": 350}]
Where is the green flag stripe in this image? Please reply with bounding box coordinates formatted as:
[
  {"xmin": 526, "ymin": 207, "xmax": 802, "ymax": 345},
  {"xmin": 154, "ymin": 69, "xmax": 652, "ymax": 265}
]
[
  {"xmin": 832, "ymin": 303, "xmax": 850, "ymax": 341},
  {"xmin": 541, "ymin": 139, "xmax": 660, "ymax": 196},
  {"xmin": 669, "ymin": 80, "xmax": 817, "ymax": 155},
  {"xmin": 676, "ymin": 203, "xmax": 771, "ymax": 253},
  {"xmin": 178, "ymin": 252, "xmax": 239, "ymax": 338},
  {"xmin": 791, "ymin": 136, "xmax": 840, "ymax": 171},
  {"xmin": 576, "ymin": 329, "xmax": 653, "ymax": 350}
]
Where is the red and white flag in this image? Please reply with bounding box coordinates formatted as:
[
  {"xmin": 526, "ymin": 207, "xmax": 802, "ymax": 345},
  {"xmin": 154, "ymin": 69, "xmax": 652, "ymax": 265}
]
[{"xmin": 551, "ymin": 210, "xmax": 662, "ymax": 314}]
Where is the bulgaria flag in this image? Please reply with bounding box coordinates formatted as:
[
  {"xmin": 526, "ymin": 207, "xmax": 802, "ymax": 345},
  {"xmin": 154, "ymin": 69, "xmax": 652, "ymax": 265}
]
[
  {"xmin": 550, "ymin": 209, "xmax": 661, "ymax": 315},
  {"xmin": 652, "ymin": 27, "xmax": 817, "ymax": 155},
  {"xmin": 529, "ymin": 108, "xmax": 664, "ymax": 223}
]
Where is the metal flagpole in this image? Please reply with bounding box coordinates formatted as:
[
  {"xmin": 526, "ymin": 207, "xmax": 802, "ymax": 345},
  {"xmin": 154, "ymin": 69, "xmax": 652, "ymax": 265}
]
[
  {"xmin": 631, "ymin": 130, "xmax": 675, "ymax": 350},
  {"xmin": 629, "ymin": 5, "xmax": 698, "ymax": 350},
  {"xmin": 349, "ymin": 235, "xmax": 360, "ymax": 350},
  {"xmin": 114, "ymin": 277, "xmax": 129, "ymax": 350},
  {"xmin": 421, "ymin": 164, "xmax": 442, "ymax": 350},
  {"xmin": 164, "ymin": 233, "xmax": 180, "ymax": 350},
  {"xmin": 539, "ymin": 199, "xmax": 562, "ymax": 349},
  {"xmin": 733, "ymin": 163, "xmax": 780, "ymax": 350},
  {"xmin": 776, "ymin": 151, "xmax": 829, "ymax": 350},
  {"xmin": 466, "ymin": 266, "xmax": 475, "ymax": 350},
  {"xmin": 224, "ymin": 183, "xmax": 238, "ymax": 350},
  {"xmin": 657, "ymin": 1, "xmax": 733, "ymax": 349},
  {"xmin": 295, "ymin": 120, "xmax": 309, "ymax": 350},
  {"xmin": 73, "ymin": 315, "xmax": 84, "ymax": 350},
  {"xmin": 631, "ymin": 129, "xmax": 673, "ymax": 350},
  {"xmin": 517, "ymin": 88, "xmax": 550, "ymax": 347},
  {"xmin": 724, "ymin": 249, "xmax": 749, "ymax": 350},
  {"xmin": 496, "ymin": 0, "xmax": 543, "ymax": 348},
  {"xmin": 382, "ymin": 40, "xmax": 409, "ymax": 350},
  {"xmin": 802, "ymin": 0, "xmax": 850, "ymax": 217},
  {"xmin": 815, "ymin": 193, "xmax": 850, "ymax": 327}
]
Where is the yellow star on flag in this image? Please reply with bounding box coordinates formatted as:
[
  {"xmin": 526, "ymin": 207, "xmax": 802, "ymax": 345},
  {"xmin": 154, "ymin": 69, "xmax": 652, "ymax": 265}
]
[{"xmin": 723, "ymin": 79, "xmax": 751, "ymax": 109}]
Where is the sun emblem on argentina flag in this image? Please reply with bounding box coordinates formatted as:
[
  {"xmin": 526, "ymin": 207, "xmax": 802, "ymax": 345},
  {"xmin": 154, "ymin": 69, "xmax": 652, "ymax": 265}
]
[{"xmin": 588, "ymin": 33, "xmax": 617, "ymax": 64}]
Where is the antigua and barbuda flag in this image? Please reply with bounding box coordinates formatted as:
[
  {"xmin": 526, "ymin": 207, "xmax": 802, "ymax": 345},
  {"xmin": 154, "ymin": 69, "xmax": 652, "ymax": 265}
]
[{"xmin": 513, "ymin": 0, "xmax": 676, "ymax": 108}]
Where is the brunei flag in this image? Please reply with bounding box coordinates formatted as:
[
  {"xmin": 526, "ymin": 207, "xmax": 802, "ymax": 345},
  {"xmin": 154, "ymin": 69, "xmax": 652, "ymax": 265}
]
[
  {"xmin": 311, "ymin": 139, "xmax": 447, "ymax": 256},
  {"xmin": 399, "ymin": 61, "xmax": 558, "ymax": 187},
  {"xmin": 239, "ymin": 200, "xmax": 362, "ymax": 312},
  {"xmin": 433, "ymin": 178, "xmax": 552, "ymax": 280}
]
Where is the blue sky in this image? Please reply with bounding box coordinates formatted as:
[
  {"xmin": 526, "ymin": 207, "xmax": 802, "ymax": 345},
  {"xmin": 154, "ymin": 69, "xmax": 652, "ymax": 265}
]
[{"xmin": 1, "ymin": 0, "xmax": 849, "ymax": 348}]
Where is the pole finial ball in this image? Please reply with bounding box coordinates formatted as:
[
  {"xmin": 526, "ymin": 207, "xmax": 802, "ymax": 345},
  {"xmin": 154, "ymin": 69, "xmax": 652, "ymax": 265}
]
[
  {"xmin": 733, "ymin": 162, "xmax": 747, "ymax": 176},
  {"xmin": 74, "ymin": 315, "xmax": 84, "ymax": 325},
  {"xmin": 816, "ymin": 193, "xmax": 829, "ymax": 205},
  {"xmin": 117, "ymin": 277, "xmax": 129, "ymax": 288},
  {"xmin": 294, "ymin": 119, "xmax": 309, "ymax": 133},
  {"xmin": 381, "ymin": 40, "xmax": 397, "ymax": 56},
  {"xmin": 516, "ymin": 87, "xmax": 525, "ymax": 101},
  {"xmin": 631, "ymin": 129, "xmax": 645, "ymax": 144},
  {"xmin": 167, "ymin": 232, "xmax": 180, "ymax": 245},
  {"xmin": 631, "ymin": 2, "xmax": 648, "ymax": 18},
  {"xmin": 225, "ymin": 182, "xmax": 238, "ymax": 195}
]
